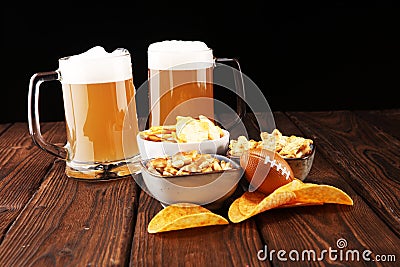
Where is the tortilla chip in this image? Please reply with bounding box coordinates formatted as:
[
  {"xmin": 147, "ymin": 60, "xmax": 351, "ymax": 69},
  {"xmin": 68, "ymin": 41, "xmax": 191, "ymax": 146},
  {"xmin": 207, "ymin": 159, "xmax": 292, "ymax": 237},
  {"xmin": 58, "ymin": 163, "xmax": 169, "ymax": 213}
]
[
  {"xmin": 227, "ymin": 197, "xmax": 247, "ymax": 223},
  {"xmin": 148, "ymin": 203, "xmax": 229, "ymax": 233},
  {"xmin": 291, "ymin": 184, "xmax": 353, "ymax": 205},
  {"xmin": 228, "ymin": 179, "xmax": 353, "ymax": 223},
  {"xmin": 275, "ymin": 179, "xmax": 353, "ymax": 205},
  {"xmin": 279, "ymin": 202, "xmax": 324, "ymax": 208},
  {"xmin": 274, "ymin": 178, "xmax": 309, "ymax": 192},
  {"xmin": 240, "ymin": 191, "xmax": 296, "ymax": 215},
  {"xmin": 228, "ymin": 190, "xmax": 296, "ymax": 223}
]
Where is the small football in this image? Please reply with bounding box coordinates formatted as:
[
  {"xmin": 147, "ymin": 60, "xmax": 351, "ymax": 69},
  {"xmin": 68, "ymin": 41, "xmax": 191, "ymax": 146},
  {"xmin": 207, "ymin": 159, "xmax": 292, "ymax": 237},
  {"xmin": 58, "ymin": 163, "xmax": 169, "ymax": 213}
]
[{"xmin": 240, "ymin": 148, "xmax": 295, "ymax": 195}]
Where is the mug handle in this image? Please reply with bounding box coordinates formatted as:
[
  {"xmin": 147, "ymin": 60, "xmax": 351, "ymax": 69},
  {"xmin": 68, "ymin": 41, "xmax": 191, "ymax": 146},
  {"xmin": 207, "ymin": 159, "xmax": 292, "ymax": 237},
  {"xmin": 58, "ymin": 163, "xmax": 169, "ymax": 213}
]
[
  {"xmin": 28, "ymin": 71, "xmax": 68, "ymax": 160},
  {"xmin": 214, "ymin": 58, "xmax": 246, "ymax": 131}
]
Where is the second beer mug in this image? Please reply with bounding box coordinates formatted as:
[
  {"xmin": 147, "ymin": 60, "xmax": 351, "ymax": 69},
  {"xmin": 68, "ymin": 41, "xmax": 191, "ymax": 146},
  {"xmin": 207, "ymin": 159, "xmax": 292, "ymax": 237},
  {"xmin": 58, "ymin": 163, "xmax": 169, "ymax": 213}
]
[{"xmin": 147, "ymin": 40, "xmax": 246, "ymax": 129}]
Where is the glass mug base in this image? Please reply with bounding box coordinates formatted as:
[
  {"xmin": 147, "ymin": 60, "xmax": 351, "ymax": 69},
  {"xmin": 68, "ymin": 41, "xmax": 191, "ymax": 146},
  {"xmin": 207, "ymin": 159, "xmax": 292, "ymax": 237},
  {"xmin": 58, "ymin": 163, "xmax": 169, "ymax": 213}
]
[{"xmin": 64, "ymin": 154, "xmax": 142, "ymax": 181}]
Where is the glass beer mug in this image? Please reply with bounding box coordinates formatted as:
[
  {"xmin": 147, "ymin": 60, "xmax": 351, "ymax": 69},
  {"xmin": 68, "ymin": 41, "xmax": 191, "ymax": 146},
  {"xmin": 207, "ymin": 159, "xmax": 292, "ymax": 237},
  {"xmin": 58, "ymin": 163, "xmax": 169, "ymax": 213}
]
[
  {"xmin": 147, "ymin": 40, "xmax": 246, "ymax": 129},
  {"xmin": 28, "ymin": 46, "xmax": 141, "ymax": 180}
]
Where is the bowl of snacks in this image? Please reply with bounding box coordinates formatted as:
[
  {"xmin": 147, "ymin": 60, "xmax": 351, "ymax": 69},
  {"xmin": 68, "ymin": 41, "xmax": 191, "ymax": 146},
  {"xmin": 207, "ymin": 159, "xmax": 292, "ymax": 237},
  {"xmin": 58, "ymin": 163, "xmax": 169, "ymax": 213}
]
[
  {"xmin": 227, "ymin": 129, "xmax": 315, "ymax": 181},
  {"xmin": 137, "ymin": 115, "xmax": 230, "ymax": 160},
  {"xmin": 140, "ymin": 150, "xmax": 243, "ymax": 210}
]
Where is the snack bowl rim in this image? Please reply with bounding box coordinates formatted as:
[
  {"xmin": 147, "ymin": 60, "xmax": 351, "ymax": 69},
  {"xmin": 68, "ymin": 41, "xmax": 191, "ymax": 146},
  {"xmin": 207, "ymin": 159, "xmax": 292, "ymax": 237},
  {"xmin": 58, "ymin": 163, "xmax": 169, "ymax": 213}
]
[
  {"xmin": 137, "ymin": 129, "xmax": 230, "ymax": 160},
  {"xmin": 139, "ymin": 154, "xmax": 243, "ymax": 209},
  {"xmin": 227, "ymin": 141, "xmax": 316, "ymax": 160},
  {"xmin": 284, "ymin": 143, "xmax": 316, "ymax": 161},
  {"xmin": 138, "ymin": 128, "xmax": 229, "ymax": 143}
]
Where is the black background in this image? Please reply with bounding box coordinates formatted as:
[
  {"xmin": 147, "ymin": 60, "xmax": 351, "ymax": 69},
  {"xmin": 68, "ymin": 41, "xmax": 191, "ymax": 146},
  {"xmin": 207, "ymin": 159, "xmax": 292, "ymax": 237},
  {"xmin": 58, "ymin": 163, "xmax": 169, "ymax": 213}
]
[{"xmin": 2, "ymin": 2, "xmax": 399, "ymax": 123}]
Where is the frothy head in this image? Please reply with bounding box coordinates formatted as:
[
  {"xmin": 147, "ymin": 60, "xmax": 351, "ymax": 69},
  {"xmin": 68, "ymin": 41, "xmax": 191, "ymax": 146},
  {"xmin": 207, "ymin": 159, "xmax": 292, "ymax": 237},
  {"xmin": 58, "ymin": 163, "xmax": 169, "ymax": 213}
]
[
  {"xmin": 148, "ymin": 40, "xmax": 214, "ymax": 70},
  {"xmin": 59, "ymin": 46, "xmax": 133, "ymax": 84}
]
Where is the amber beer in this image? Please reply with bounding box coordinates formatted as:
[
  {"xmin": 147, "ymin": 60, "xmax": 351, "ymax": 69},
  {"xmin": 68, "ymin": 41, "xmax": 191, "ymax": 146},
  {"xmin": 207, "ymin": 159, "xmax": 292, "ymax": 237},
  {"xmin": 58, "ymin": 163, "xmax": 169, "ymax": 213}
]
[
  {"xmin": 28, "ymin": 46, "xmax": 141, "ymax": 180},
  {"xmin": 148, "ymin": 40, "xmax": 215, "ymax": 126},
  {"xmin": 59, "ymin": 47, "xmax": 139, "ymax": 168},
  {"xmin": 62, "ymin": 79, "xmax": 139, "ymax": 163}
]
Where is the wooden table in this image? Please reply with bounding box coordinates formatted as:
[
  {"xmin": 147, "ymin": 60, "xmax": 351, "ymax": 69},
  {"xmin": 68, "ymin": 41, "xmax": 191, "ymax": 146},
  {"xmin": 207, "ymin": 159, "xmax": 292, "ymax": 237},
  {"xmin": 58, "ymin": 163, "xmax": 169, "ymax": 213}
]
[{"xmin": 0, "ymin": 109, "xmax": 399, "ymax": 266}]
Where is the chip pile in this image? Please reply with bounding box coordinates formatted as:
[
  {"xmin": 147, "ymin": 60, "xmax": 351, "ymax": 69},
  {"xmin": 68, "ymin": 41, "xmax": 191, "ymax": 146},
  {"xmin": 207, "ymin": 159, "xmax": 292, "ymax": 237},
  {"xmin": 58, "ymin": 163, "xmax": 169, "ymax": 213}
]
[
  {"xmin": 229, "ymin": 129, "xmax": 313, "ymax": 158},
  {"xmin": 146, "ymin": 150, "xmax": 233, "ymax": 177},
  {"xmin": 139, "ymin": 115, "xmax": 224, "ymax": 143}
]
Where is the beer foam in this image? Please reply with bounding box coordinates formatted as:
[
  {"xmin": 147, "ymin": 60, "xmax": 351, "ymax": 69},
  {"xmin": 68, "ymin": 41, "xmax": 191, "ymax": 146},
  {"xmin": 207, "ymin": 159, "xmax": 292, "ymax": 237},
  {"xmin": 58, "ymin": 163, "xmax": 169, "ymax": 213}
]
[
  {"xmin": 148, "ymin": 40, "xmax": 214, "ymax": 70},
  {"xmin": 59, "ymin": 46, "xmax": 133, "ymax": 84}
]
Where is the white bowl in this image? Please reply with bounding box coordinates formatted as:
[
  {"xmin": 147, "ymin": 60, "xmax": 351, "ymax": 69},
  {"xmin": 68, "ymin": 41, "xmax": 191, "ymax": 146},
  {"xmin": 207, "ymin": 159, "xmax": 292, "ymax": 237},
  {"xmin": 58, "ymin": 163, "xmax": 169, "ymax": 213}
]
[
  {"xmin": 137, "ymin": 129, "xmax": 230, "ymax": 160},
  {"xmin": 140, "ymin": 154, "xmax": 243, "ymax": 210}
]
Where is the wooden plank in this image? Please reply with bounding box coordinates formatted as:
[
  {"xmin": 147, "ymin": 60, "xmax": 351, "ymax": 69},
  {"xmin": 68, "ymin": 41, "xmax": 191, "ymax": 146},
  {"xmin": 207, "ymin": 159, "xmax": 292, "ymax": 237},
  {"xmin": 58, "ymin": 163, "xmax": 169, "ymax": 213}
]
[
  {"xmin": 0, "ymin": 123, "xmax": 12, "ymax": 135},
  {"xmin": 355, "ymin": 108, "xmax": 400, "ymax": 139},
  {"xmin": 239, "ymin": 112, "xmax": 399, "ymax": 266},
  {"xmin": 130, "ymin": 187, "xmax": 267, "ymax": 266},
  {"xmin": 285, "ymin": 110, "xmax": 400, "ymax": 236},
  {"xmin": 0, "ymin": 122, "xmax": 65, "ymax": 240},
  {"xmin": 0, "ymin": 159, "xmax": 139, "ymax": 266}
]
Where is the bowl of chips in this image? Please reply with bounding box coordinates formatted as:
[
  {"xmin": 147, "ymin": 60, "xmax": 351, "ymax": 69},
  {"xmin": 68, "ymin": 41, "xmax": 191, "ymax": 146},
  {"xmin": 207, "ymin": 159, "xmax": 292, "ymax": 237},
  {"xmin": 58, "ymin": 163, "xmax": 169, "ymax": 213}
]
[
  {"xmin": 284, "ymin": 143, "xmax": 316, "ymax": 180},
  {"xmin": 137, "ymin": 115, "xmax": 230, "ymax": 159},
  {"xmin": 227, "ymin": 129, "xmax": 315, "ymax": 180},
  {"xmin": 140, "ymin": 151, "xmax": 243, "ymax": 210}
]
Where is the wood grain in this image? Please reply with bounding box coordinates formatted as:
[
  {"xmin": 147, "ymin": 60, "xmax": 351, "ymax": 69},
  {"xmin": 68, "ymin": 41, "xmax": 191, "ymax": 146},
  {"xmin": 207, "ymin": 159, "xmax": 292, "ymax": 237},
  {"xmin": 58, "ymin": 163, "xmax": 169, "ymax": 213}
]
[
  {"xmin": 131, "ymin": 189, "xmax": 267, "ymax": 267},
  {"xmin": 355, "ymin": 108, "xmax": 400, "ymax": 139},
  {"xmin": 254, "ymin": 112, "xmax": 400, "ymax": 266},
  {"xmin": 285, "ymin": 110, "xmax": 400, "ymax": 236},
  {"xmin": 0, "ymin": 159, "xmax": 139, "ymax": 266},
  {"xmin": 1, "ymin": 109, "xmax": 399, "ymax": 266},
  {"xmin": 0, "ymin": 122, "xmax": 65, "ymax": 240},
  {"xmin": 0, "ymin": 123, "xmax": 11, "ymax": 135}
]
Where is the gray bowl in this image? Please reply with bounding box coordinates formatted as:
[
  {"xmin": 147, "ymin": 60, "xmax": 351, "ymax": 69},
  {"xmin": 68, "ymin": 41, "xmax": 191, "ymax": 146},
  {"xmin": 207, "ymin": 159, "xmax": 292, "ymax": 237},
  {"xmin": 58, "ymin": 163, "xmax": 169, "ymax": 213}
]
[
  {"xmin": 227, "ymin": 143, "xmax": 316, "ymax": 181},
  {"xmin": 285, "ymin": 144, "xmax": 316, "ymax": 181},
  {"xmin": 140, "ymin": 154, "xmax": 243, "ymax": 210}
]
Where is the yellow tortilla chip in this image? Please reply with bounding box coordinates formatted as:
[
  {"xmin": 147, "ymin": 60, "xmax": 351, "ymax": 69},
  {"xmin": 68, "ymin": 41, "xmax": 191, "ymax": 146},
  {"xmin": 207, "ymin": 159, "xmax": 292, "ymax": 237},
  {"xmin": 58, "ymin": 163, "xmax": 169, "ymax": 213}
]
[
  {"xmin": 275, "ymin": 179, "xmax": 353, "ymax": 205},
  {"xmin": 279, "ymin": 202, "xmax": 324, "ymax": 208},
  {"xmin": 148, "ymin": 203, "xmax": 229, "ymax": 233},
  {"xmin": 239, "ymin": 191, "xmax": 296, "ymax": 215},
  {"xmin": 228, "ymin": 179, "xmax": 353, "ymax": 223},
  {"xmin": 228, "ymin": 190, "xmax": 296, "ymax": 223},
  {"xmin": 274, "ymin": 179, "xmax": 312, "ymax": 192},
  {"xmin": 291, "ymin": 184, "xmax": 353, "ymax": 205},
  {"xmin": 226, "ymin": 197, "xmax": 247, "ymax": 223},
  {"xmin": 237, "ymin": 191, "xmax": 266, "ymax": 215}
]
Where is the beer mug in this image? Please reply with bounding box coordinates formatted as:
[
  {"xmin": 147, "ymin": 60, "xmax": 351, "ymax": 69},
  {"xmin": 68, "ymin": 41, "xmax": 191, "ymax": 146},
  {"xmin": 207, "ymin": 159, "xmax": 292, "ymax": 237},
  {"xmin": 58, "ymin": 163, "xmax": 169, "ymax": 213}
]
[
  {"xmin": 28, "ymin": 46, "xmax": 141, "ymax": 180},
  {"xmin": 147, "ymin": 40, "xmax": 246, "ymax": 129}
]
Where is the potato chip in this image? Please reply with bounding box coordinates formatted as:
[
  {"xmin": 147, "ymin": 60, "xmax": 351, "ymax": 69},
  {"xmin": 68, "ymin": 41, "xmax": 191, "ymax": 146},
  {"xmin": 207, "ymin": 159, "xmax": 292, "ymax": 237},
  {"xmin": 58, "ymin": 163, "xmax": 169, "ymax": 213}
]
[
  {"xmin": 140, "ymin": 115, "xmax": 223, "ymax": 143},
  {"xmin": 148, "ymin": 203, "xmax": 229, "ymax": 233},
  {"xmin": 229, "ymin": 129, "xmax": 313, "ymax": 159},
  {"xmin": 199, "ymin": 115, "xmax": 222, "ymax": 140}
]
